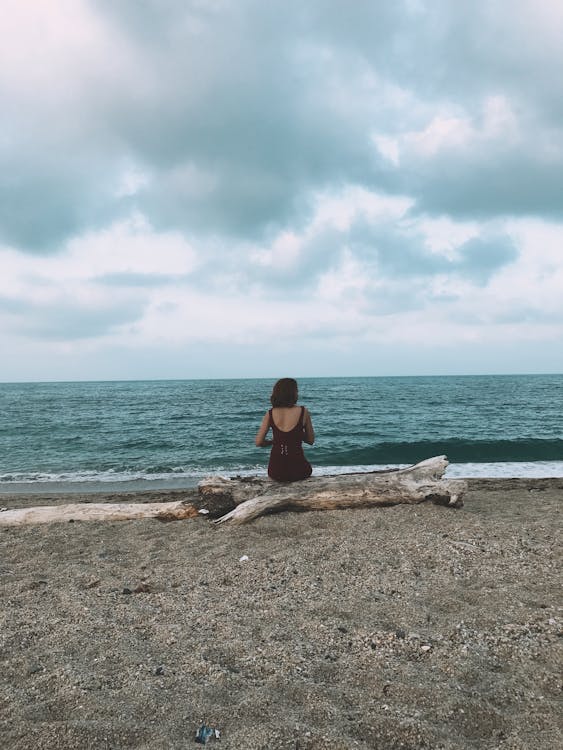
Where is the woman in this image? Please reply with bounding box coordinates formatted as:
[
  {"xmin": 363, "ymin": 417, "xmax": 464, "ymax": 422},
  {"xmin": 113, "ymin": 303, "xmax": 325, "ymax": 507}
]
[{"xmin": 255, "ymin": 378, "xmax": 315, "ymax": 482}]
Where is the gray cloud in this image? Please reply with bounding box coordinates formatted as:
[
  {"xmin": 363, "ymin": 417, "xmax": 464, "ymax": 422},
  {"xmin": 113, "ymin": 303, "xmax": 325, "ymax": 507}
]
[
  {"xmin": 1, "ymin": 298, "xmax": 144, "ymax": 341},
  {"xmin": 0, "ymin": 296, "xmax": 29, "ymax": 313},
  {"xmin": 0, "ymin": 145, "xmax": 129, "ymax": 253},
  {"xmin": 346, "ymin": 220, "xmax": 518, "ymax": 285},
  {"xmin": 403, "ymin": 148, "xmax": 563, "ymax": 222},
  {"xmin": 1, "ymin": 0, "xmax": 561, "ymax": 257},
  {"xmin": 94, "ymin": 272, "xmax": 190, "ymax": 287},
  {"xmin": 93, "ymin": 0, "xmax": 386, "ymax": 223},
  {"xmin": 493, "ymin": 307, "xmax": 563, "ymax": 325},
  {"xmin": 455, "ymin": 236, "xmax": 518, "ymax": 285},
  {"xmin": 183, "ymin": 216, "xmax": 518, "ymax": 305}
]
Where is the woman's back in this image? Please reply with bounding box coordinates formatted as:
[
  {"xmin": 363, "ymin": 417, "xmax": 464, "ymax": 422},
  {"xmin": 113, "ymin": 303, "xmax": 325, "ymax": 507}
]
[
  {"xmin": 268, "ymin": 405, "xmax": 312, "ymax": 482},
  {"xmin": 270, "ymin": 405, "xmax": 303, "ymax": 432}
]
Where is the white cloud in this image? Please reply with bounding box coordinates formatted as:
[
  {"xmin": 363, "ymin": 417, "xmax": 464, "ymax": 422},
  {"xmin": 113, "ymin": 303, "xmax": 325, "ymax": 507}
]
[
  {"xmin": 0, "ymin": 214, "xmax": 197, "ymax": 341},
  {"xmin": 115, "ymin": 166, "xmax": 151, "ymax": 198},
  {"xmin": 1, "ymin": 190, "xmax": 561, "ymax": 372},
  {"xmin": 316, "ymin": 249, "xmax": 370, "ymax": 304},
  {"xmin": 0, "ymin": 0, "xmax": 139, "ymax": 125},
  {"xmin": 399, "ymin": 96, "xmax": 518, "ymax": 159}
]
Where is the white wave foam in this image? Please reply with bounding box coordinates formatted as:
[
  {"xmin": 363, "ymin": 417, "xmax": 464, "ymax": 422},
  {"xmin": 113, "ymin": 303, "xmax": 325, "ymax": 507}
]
[
  {"xmin": 1, "ymin": 460, "xmax": 562, "ymax": 492},
  {"xmin": 445, "ymin": 461, "xmax": 563, "ymax": 478},
  {"xmin": 313, "ymin": 462, "xmax": 563, "ymax": 478}
]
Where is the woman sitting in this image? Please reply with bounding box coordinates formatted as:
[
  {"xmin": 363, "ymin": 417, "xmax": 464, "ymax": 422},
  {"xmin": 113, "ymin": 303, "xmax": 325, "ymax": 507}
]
[{"xmin": 255, "ymin": 378, "xmax": 315, "ymax": 482}]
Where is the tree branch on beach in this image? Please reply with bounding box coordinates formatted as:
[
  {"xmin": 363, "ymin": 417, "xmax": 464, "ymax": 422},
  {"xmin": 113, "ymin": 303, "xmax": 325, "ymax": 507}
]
[
  {"xmin": 0, "ymin": 500, "xmax": 199, "ymax": 527},
  {"xmin": 0, "ymin": 457, "xmax": 466, "ymax": 527},
  {"xmin": 203, "ymin": 455, "xmax": 466, "ymax": 525}
]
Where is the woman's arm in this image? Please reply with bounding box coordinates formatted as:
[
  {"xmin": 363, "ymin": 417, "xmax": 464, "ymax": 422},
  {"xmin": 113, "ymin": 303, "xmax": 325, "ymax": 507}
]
[
  {"xmin": 255, "ymin": 412, "xmax": 273, "ymax": 447},
  {"xmin": 303, "ymin": 407, "xmax": 315, "ymax": 445}
]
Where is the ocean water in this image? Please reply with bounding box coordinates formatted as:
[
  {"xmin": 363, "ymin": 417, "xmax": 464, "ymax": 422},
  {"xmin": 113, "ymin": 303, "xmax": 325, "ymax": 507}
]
[{"xmin": 0, "ymin": 375, "xmax": 562, "ymax": 493}]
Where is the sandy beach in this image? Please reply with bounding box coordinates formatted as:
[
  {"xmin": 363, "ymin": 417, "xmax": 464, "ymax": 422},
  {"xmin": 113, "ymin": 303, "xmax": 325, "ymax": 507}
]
[{"xmin": 1, "ymin": 478, "xmax": 561, "ymax": 749}]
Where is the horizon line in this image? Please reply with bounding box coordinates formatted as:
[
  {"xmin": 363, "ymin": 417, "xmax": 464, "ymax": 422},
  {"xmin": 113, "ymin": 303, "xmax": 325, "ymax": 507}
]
[{"xmin": 1, "ymin": 372, "xmax": 562, "ymax": 386}]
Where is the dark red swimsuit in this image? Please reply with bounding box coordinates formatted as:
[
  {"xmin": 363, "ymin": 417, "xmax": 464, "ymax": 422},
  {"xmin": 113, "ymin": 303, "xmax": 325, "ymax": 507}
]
[{"xmin": 268, "ymin": 406, "xmax": 312, "ymax": 482}]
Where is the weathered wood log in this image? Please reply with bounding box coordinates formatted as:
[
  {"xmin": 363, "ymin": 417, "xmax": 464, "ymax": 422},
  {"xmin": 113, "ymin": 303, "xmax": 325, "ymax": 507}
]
[
  {"xmin": 0, "ymin": 500, "xmax": 198, "ymax": 527},
  {"xmin": 202, "ymin": 456, "xmax": 466, "ymax": 526},
  {"xmin": 0, "ymin": 456, "xmax": 465, "ymax": 527}
]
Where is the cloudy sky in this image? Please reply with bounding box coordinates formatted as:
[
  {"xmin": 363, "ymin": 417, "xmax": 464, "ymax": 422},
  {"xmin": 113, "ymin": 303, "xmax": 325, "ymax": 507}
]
[{"xmin": 1, "ymin": 0, "xmax": 562, "ymax": 381}]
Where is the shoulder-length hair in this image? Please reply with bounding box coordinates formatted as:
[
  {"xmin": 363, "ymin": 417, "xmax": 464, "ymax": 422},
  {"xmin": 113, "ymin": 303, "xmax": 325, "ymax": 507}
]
[{"xmin": 270, "ymin": 378, "xmax": 298, "ymax": 408}]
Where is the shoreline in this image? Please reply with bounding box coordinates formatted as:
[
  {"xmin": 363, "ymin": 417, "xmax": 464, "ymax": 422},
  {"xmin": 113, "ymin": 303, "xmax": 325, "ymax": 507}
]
[
  {"xmin": 0, "ymin": 461, "xmax": 563, "ymax": 499},
  {"xmin": 1, "ymin": 479, "xmax": 562, "ymax": 748},
  {"xmin": 1, "ymin": 476, "xmax": 562, "ymax": 510},
  {"xmin": 0, "ymin": 471, "xmax": 563, "ymax": 508}
]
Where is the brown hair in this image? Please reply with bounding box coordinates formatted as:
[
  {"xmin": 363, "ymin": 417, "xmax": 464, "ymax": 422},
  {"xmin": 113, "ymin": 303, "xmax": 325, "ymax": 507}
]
[{"xmin": 270, "ymin": 378, "xmax": 298, "ymax": 408}]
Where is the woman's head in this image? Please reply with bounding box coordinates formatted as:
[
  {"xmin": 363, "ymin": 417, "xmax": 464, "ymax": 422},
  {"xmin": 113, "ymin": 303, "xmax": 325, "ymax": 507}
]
[{"xmin": 270, "ymin": 378, "xmax": 298, "ymax": 408}]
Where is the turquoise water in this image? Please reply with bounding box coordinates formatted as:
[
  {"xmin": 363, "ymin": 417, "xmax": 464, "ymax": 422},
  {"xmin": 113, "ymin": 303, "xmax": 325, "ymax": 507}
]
[{"xmin": 0, "ymin": 375, "xmax": 562, "ymax": 492}]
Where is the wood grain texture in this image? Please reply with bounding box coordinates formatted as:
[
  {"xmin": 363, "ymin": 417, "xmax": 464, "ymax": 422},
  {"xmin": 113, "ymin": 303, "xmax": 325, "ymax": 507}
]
[
  {"xmin": 201, "ymin": 456, "xmax": 467, "ymax": 525},
  {"xmin": 0, "ymin": 500, "xmax": 198, "ymax": 526}
]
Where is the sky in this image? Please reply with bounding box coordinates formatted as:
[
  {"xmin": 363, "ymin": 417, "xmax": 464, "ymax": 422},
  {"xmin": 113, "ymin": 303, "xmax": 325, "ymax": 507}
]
[{"xmin": 1, "ymin": 0, "xmax": 562, "ymax": 381}]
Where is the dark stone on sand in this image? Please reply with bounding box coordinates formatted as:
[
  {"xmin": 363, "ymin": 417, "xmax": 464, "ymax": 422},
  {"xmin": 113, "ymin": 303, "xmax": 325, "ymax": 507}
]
[
  {"xmin": 133, "ymin": 582, "xmax": 151, "ymax": 593},
  {"xmin": 26, "ymin": 579, "xmax": 48, "ymax": 591}
]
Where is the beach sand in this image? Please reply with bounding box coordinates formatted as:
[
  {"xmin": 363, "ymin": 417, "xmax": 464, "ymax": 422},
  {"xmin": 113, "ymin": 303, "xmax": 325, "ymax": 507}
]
[{"xmin": 1, "ymin": 479, "xmax": 561, "ymax": 749}]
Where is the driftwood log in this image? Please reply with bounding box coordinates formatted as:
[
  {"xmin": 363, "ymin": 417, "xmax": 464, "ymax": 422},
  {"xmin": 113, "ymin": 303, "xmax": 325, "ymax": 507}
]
[
  {"xmin": 202, "ymin": 455, "xmax": 467, "ymax": 525},
  {"xmin": 0, "ymin": 456, "xmax": 466, "ymax": 527},
  {"xmin": 0, "ymin": 500, "xmax": 199, "ymax": 527}
]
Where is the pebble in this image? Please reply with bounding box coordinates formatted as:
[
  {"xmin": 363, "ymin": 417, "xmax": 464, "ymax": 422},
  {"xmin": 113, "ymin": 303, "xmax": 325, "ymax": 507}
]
[
  {"xmin": 133, "ymin": 582, "xmax": 151, "ymax": 593},
  {"xmin": 81, "ymin": 577, "xmax": 100, "ymax": 590}
]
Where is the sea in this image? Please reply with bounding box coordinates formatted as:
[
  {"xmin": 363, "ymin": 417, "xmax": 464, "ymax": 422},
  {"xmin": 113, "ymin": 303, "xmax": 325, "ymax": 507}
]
[{"xmin": 0, "ymin": 374, "xmax": 562, "ymax": 494}]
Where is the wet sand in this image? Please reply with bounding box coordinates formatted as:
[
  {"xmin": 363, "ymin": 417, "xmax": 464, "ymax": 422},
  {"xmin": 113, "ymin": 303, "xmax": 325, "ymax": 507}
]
[{"xmin": 1, "ymin": 478, "xmax": 562, "ymax": 749}]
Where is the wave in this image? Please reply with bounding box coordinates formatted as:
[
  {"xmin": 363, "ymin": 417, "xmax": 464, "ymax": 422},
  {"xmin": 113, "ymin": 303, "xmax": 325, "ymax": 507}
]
[
  {"xmin": 0, "ymin": 465, "xmax": 266, "ymax": 492},
  {"xmin": 0, "ymin": 468, "xmax": 215, "ymax": 484},
  {"xmin": 2, "ymin": 459, "xmax": 563, "ymax": 492},
  {"xmin": 1, "ymin": 439, "xmax": 562, "ymax": 490},
  {"xmin": 314, "ymin": 438, "xmax": 563, "ymax": 465}
]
